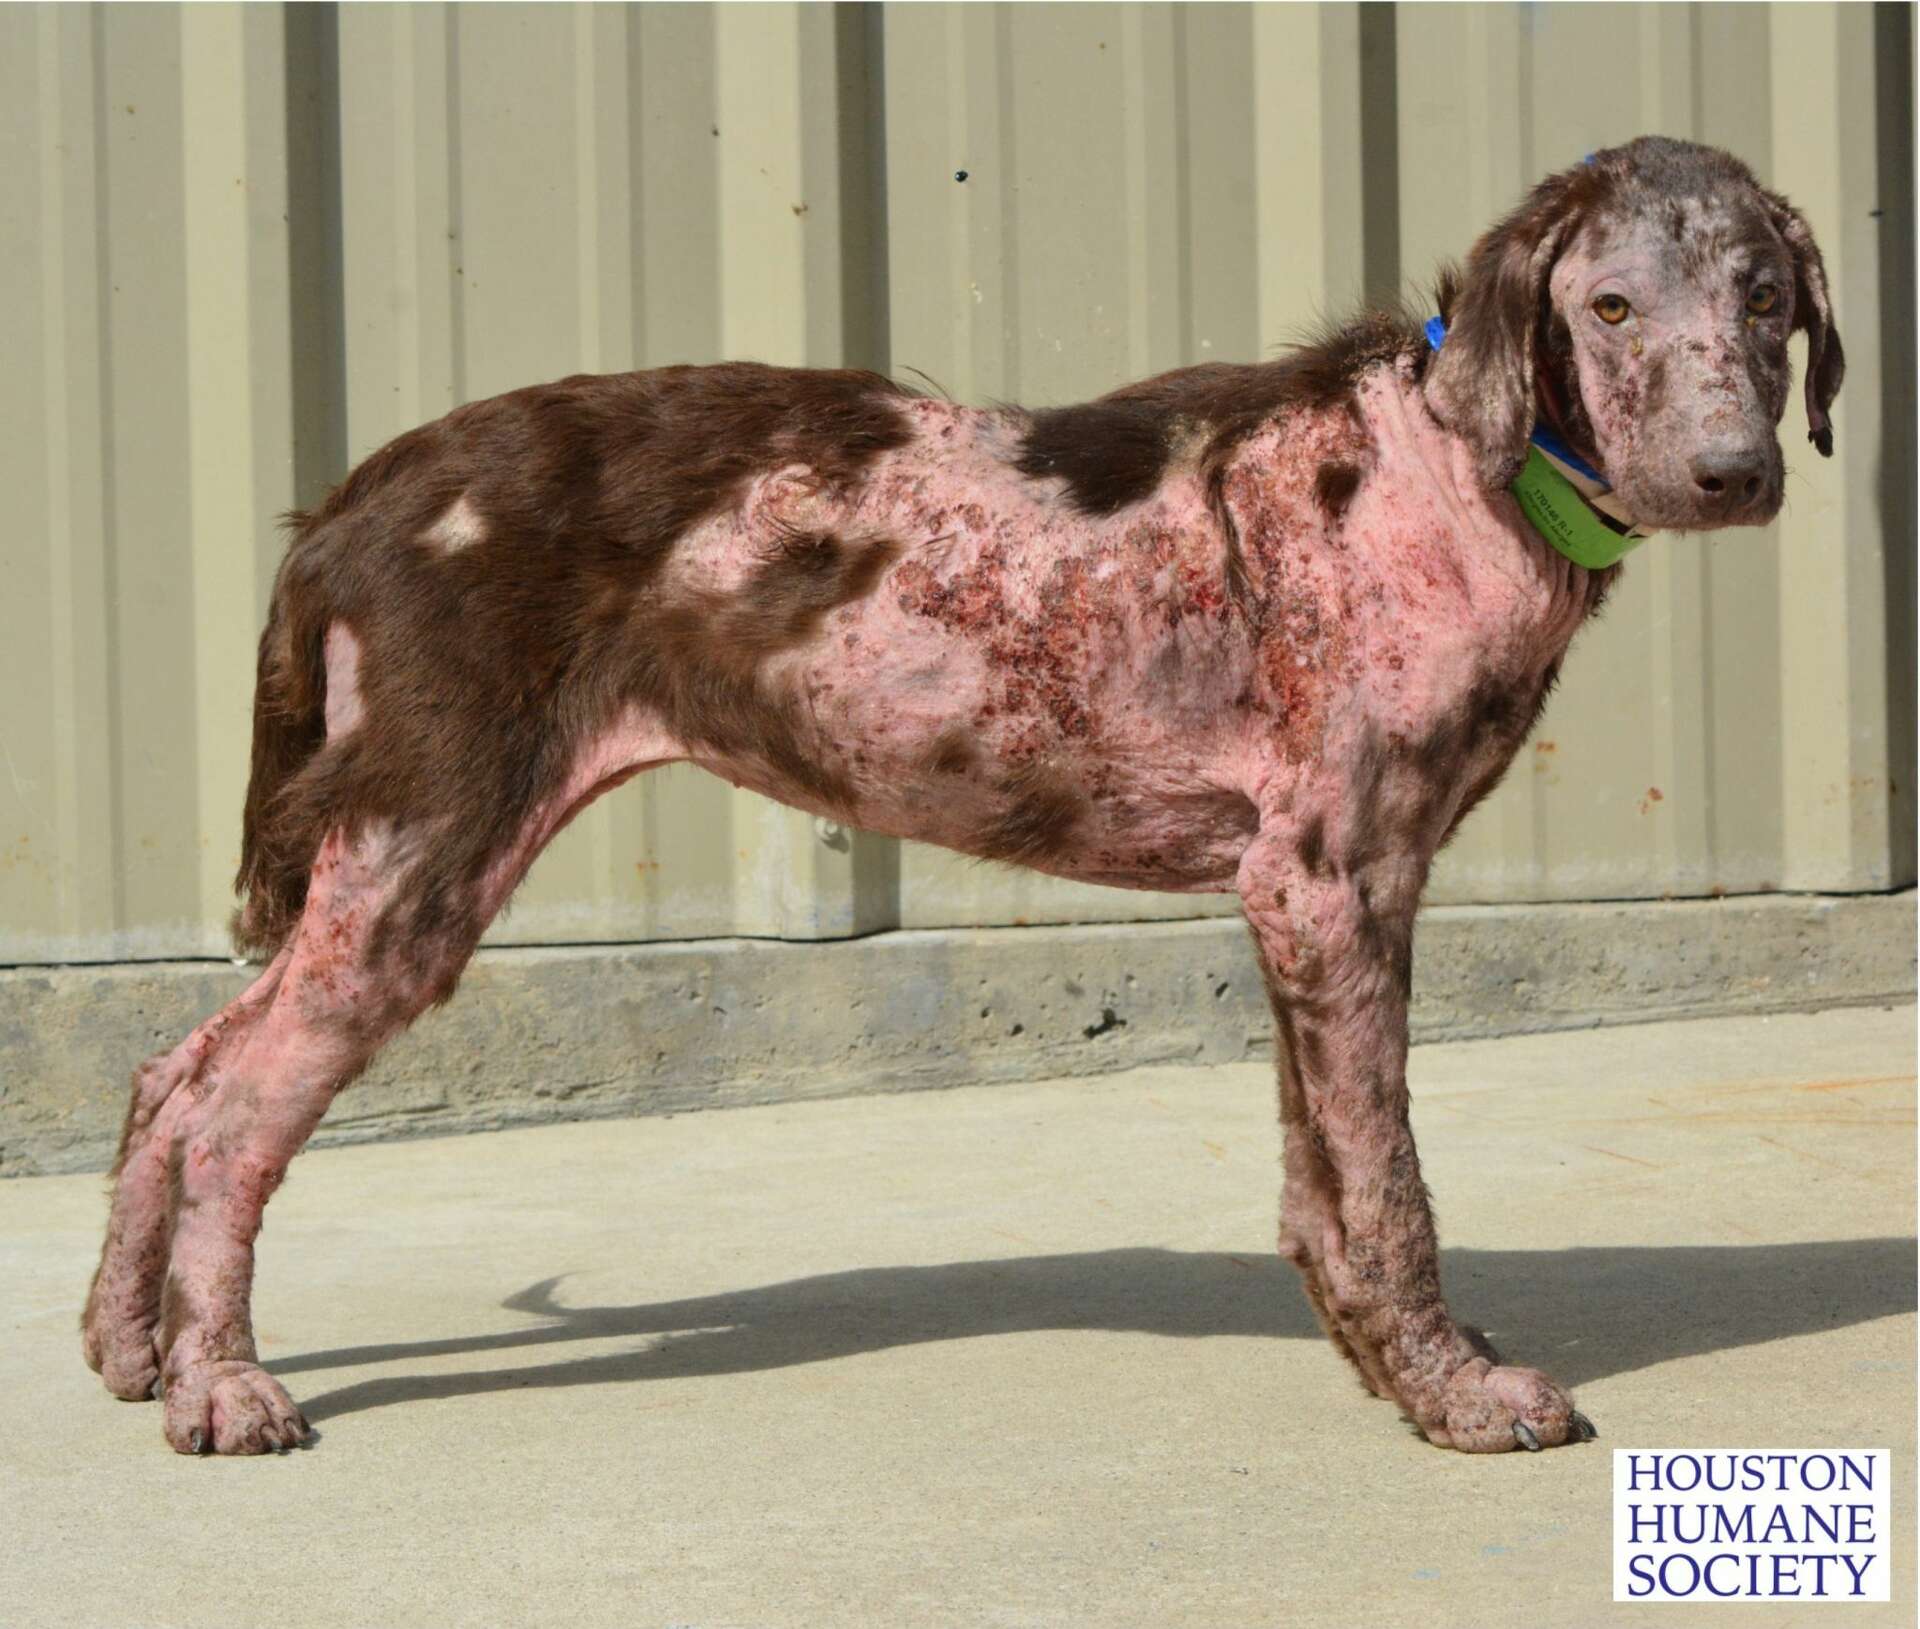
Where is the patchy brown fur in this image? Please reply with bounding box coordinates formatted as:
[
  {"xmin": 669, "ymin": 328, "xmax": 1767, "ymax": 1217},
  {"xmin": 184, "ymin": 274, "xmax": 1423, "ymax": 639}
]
[
  {"xmin": 1312, "ymin": 461, "xmax": 1365, "ymax": 521},
  {"xmin": 974, "ymin": 762, "xmax": 1090, "ymax": 866},
  {"xmin": 926, "ymin": 725, "xmax": 976, "ymax": 777},
  {"xmin": 236, "ymin": 365, "xmax": 920, "ymax": 967},
  {"xmin": 1013, "ymin": 309, "xmax": 1425, "ymax": 518}
]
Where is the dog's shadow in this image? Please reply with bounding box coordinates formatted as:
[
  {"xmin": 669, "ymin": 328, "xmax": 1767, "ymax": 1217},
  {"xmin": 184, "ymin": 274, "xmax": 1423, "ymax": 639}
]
[{"xmin": 279, "ymin": 1237, "xmax": 1914, "ymax": 1425}]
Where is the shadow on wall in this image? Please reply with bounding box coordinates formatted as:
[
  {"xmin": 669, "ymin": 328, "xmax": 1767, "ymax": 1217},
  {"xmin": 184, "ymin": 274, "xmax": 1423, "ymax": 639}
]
[{"xmin": 281, "ymin": 1237, "xmax": 1915, "ymax": 1426}]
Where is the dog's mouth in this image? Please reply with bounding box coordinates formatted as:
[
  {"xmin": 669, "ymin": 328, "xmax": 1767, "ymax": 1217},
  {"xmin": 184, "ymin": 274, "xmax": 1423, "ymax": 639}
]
[{"xmin": 1609, "ymin": 467, "xmax": 1786, "ymax": 533}]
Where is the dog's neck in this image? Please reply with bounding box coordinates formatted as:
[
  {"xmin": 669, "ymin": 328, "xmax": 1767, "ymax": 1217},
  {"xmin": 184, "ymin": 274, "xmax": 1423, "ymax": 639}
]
[{"xmin": 1425, "ymin": 316, "xmax": 1652, "ymax": 569}]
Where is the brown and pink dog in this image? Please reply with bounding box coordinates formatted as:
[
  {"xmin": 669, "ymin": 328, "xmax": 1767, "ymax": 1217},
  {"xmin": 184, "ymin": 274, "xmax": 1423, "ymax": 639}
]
[{"xmin": 85, "ymin": 136, "xmax": 1841, "ymax": 1456}]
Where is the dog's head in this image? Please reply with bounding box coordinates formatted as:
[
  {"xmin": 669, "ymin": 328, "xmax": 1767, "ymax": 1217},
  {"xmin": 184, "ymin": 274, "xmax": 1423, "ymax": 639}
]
[{"xmin": 1423, "ymin": 135, "xmax": 1844, "ymax": 532}]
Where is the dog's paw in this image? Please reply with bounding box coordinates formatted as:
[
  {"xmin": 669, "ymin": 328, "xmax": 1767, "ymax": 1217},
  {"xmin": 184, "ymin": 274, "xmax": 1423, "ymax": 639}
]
[
  {"xmin": 162, "ymin": 1361, "xmax": 310, "ymax": 1455},
  {"xmin": 1423, "ymin": 1357, "xmax": 1596, "ymax": 1453},
  {"xmin": 82, "ymin": 1299, "xmax": 162, "ymax": 1403}
]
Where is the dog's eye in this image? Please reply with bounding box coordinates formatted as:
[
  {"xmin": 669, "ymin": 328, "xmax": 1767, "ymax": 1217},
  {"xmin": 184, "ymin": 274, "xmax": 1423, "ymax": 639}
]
[
  {"xmin": 1592, "ymin": 293, "xmax": 1631, "ymax": 325},
  {"xmin": 1746, "ymin": 283, "xmax": 1779, "ymax": 315}
]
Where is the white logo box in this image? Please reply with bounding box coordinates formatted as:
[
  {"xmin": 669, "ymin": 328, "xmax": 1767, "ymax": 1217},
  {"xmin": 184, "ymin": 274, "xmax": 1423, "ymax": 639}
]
[{"xmin": 1613, "ymin": 1449, "xmax": 1890, "ymax": 1603}]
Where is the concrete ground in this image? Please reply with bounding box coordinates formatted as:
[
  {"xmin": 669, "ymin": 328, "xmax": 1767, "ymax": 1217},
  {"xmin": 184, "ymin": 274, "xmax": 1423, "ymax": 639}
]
[{"xmin": 3, "ymin": 1005, "xmax": 1914, "ymax": 1629}]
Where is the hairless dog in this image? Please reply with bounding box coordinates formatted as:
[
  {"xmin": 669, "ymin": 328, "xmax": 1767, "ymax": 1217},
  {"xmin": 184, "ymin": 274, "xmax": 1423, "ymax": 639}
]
[{"xmin": 85, "ymin": 135, "xmax": 1842, "ymax": 1455}]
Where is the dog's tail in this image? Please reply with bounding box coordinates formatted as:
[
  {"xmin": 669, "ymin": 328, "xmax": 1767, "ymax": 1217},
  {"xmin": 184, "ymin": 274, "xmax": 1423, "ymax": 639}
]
[{"xmin": 232, "ymin": 517, "xmax": 334, "ymax": 959}]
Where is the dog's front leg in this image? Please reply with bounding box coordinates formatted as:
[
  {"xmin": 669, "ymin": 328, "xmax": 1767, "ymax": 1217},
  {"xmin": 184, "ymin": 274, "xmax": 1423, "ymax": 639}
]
[{"xmin": 1236, "ymin": 834, "xmax": 1593, "ymax": 1452}]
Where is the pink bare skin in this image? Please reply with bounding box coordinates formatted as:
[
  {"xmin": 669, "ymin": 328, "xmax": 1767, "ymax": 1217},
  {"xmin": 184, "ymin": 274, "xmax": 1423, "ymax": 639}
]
[{"xmin": 86, "ymin": 136, "xmax": 1839, "ymax": 1455}]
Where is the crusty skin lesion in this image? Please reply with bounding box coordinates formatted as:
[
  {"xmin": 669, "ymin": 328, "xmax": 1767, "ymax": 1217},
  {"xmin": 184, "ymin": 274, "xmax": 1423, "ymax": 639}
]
[{"xmin": 86, "ymin": 135, "xmax": 1838, "ymax": 1456}]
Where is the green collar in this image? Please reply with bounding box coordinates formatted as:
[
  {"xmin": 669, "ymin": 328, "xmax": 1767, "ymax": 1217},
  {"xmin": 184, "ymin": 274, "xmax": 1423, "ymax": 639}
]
[{"xmin": 1507, "ymin": 445, "xmax": 1650, "ymax": 571}]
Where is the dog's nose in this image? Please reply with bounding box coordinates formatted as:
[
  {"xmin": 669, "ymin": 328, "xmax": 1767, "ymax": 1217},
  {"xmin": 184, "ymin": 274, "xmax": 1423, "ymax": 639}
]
[{"xmin": 1691, "ymin": 451, "xmax": 1767, "ymax": 504}]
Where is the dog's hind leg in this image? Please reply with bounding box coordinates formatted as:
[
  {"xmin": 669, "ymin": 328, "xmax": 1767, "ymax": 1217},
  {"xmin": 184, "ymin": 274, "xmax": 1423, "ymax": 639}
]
[
  {"xmin": 142, "ymin": 809, "xmax": 555, "ymax": 1451},
  {"xmin": 139, "ymin": 731, "xmax": 666, "ymax": 1453},
  {"xmin": 83, "ymin": 949, "xmax": 294, "ymax": 1400},
  {"xmin": 143, "ymin": 820, "xmax": 466, "ymax": 1452}
]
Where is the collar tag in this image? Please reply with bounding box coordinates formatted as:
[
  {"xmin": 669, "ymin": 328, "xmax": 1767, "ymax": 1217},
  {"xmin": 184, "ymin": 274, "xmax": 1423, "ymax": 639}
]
[
  {"xmin": 1425, "ymin": 316, "xmax": 1653, "ymax": 570},
  {"xmin": 1508, "ymin": 447, "xmax": 1649, "ymax": 570}
]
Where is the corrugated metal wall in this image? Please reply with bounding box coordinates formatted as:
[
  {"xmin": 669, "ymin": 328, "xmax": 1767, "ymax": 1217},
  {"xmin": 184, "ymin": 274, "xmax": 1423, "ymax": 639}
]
[{"xmin": 3, "ymin": 2, "xmax": 1912, "ymax": 964}]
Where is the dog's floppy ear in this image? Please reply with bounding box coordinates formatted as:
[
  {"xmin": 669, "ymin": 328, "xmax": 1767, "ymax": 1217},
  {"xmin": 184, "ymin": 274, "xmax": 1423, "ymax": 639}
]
[
  {"xmin": 1424, "ymin": 179, "xmax": 1583, "ymax": 492},
  {"xmin": 1763, "ymin": 190, "xmax": 1845, "ymax": 456}
]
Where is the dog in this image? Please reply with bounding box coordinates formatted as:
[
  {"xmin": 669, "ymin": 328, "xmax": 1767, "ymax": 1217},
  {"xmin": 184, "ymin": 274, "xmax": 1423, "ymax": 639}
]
[{"xmin": 83, "ymin": 135, "xmax": 1842, "ymax": 1455}]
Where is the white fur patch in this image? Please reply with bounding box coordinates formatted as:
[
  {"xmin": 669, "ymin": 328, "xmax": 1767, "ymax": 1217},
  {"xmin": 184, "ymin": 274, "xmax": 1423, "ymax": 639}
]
[{"xmin": 425, "ymin": 494, "xmax": 487, "ymax": 553}]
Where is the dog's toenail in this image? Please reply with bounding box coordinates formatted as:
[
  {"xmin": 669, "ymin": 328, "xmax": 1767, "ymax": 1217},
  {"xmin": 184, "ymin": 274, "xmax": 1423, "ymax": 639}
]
[
  {"xmin": 1514, "ymin": 1421, "xmax": 1542, "ymax": 1451},
  {"xmin": 189, "ymin": 1429, "xmax": 206, "ymax": 1454},
  {"xmin": 1572, "ymin": 1410, "xmax": 1598, "ymax": 1441}
]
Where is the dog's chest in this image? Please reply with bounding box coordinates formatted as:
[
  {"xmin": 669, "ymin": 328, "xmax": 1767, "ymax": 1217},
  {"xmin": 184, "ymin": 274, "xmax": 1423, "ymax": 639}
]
[{"xmin": 1220, "ymin": 374, "xmax": 1591, "ymax": 792}]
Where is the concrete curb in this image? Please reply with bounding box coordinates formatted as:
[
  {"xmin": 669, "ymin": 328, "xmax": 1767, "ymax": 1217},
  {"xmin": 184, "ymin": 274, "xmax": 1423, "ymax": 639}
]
[{"xmin": 2, "ymin": 889, "xmax": 1912, "ymax": 1176}]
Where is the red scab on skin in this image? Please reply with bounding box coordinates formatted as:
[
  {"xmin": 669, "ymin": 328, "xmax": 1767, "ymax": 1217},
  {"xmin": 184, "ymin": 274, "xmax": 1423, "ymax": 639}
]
[
  {"xmin": 1176, "ymin": 556, "xmax": 1228, "ymax": 620},
  {"xmin": 231, "ymin": 1161, "xmax": 288, "ymax": 1219},
  {"xmin": 894, "ymin": 538, "xmax": 1110, "ymax": 744},
  {"xmin": 1218, "ymin": 409, "xmax": 1374, "ymax": 764}
]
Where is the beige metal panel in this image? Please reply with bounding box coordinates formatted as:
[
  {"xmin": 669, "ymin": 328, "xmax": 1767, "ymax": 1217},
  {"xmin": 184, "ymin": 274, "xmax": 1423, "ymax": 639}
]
[
  {"xmin": 1, "ymin": 6, "xmax": 114, "ymax": 958},
  {"xmin": 877, "ymin": 2, "xmax": 1357, "ymax": 928},
  {"xmin": 2, "ymin": 4, "xmax": 300, "ymax": 963},
  {"xmin": 1251, "ymin": 3, "xmax": 1372, "ymax": 336},
  {"xmin": 1875, "ymin": 1, "xmax": 1918, "ymax": 893},
  {"xmin": 885, "ymin": 3, "xmax": 1129, "ymax": 408},
  {"xmin": 92, "ymin": 8, "xmax": 204, "ymax": 955},
  {"xmin": 1771, "ymin": 3, "xmax": 1899, "ymax": 890},
  {"xmin": 1400, "ymin": 2, "xmax": 1901, "ymax": 904},
  {"xmin": 180, "ymin": 4, "xmax": 304, "ymax": 942}
]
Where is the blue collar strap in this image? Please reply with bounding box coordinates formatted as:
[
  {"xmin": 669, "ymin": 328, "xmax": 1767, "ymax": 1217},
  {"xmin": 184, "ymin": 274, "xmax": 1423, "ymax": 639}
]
[{"xmin": 1424, "ymin": 317, "xmax": 1651, "ymax": 570}]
